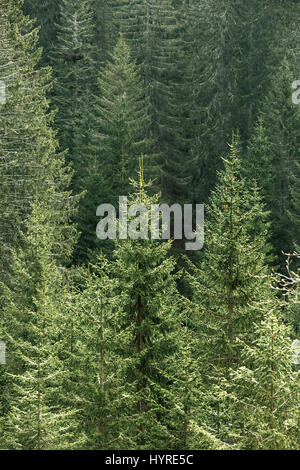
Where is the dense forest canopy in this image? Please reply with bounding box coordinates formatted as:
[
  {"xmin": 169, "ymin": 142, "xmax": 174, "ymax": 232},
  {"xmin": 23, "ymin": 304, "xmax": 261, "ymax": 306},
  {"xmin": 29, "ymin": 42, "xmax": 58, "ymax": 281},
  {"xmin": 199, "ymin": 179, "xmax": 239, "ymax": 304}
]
[{"xmin": 0, "ymin": 0, "xmax": 299, "ymax": 450}]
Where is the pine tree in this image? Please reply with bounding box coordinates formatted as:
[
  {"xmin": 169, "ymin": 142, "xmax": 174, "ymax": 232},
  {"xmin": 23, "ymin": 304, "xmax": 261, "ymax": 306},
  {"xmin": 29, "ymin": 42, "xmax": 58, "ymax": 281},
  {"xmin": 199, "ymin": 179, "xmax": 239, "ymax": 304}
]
[
  {"xmin": 77, "ymin": 34, "xmax": 155, "ymax": 261},
  {"xmin": 0, "ymin": 199, "xmax": 82, "ymax": 449}
]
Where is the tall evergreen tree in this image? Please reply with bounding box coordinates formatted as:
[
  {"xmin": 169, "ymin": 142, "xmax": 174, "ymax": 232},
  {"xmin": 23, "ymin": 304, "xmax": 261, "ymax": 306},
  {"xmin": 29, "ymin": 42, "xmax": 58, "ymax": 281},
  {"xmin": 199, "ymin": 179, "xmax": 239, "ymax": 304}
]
[
  {"xmin": 0, "ymin": 199, "xmax": 82, "ymax": 449},
  {"xmin": 113, "ymin": 0, "xmax": 193, "ymax": 203},
  {"xmin": 0, "ymin": 0, "xmax": 78, "ymax": 447},
  {"xmin": 189, "ymin": 139, "xmax": 272, "ymax": 441},
  {"xmin": 0, "ymin": 0, "xmax": 76, "ymax": 280},
  {"xmin": 22, "ymin": 0, "xmax": 60, "ymax": 61},
  {"xmin": 66, "ymin": 253, "xmax": 120, "ymax": 449},
  {"xmin": 1, "ymin": 0, "xmax": 299, "ymax": 452},
  {"xmin": 278, "ymin": 252, "xmax": 300, "ymax": 338},
  {"xmin": 186, "ymin": 0, "xmax": 298, "ymax": 202},
  {"xmin": 193, "ymin": 139, "xmax": 271, "ymax": 368},
  {"xmin": 90, "ymin": 0, "xmax": 118, "ymax": 64},
  {"xmin": 244, "ymin": 59, "xmax": 300, "ymax": 265},
  {"xmin": 50, "ymin": 0, "xmax": 96, "ymax": 192},
  {"xmin": 289, "ymin": 161, "xmax": 300, "ymax": 251},
  {"xmin": 107, "ymin": 168, "xmax": 184, "ymax": 449},
  {"xmin": 77, "ymin": 34, "xmax": 155, "ymax": 261},
  {"xmin": 228, "ymin": 307, "xmax": 299, "ymax": 449}
]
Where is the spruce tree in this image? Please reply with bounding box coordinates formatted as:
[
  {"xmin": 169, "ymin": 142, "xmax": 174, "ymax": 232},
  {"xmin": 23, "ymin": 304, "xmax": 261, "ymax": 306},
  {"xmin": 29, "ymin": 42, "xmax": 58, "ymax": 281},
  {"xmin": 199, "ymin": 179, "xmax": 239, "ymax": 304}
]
[
  {"xmin": 186, "ymin": 0, "xmax": 297, "ymax": 202},
  {"xmin": 50, "ymin": 0, "xmax": 96, "ymax": 192},
  {"xmin": 278, "ymin": 252, "xmax": 300, "ymax": 338},
  {"xmin": 228, "ymin": 307, "xmax": 299, "ymax": 449},
  {"xmin": 193, "ymin": 139, "xmax": 271, "ymax": 368},
  {"xmin": 244, "ymin": 59, "xmax": 300, "ymax": 266},
  {"xmin": 0, "ymin": 0, "xmax": 76, "ymax": 280},
  {"xmin": 72, "ymin": 245, "xmax": 199, "ymax": 451},
  {"xmin": 22, "ymin": 0, "xmax": 60, "ymax": 61},
  {"xmin": 0, "ymin": 1, "xmax": 78, "ymax": 445},
  {"xmin": 244, "ymin": 119, "xmax": 274, "ymax": 202},
  {"xmin": 107, "ymin": 166, "xmax": 184, "ymax": 449},
  {"xmin": 67, "ymin": 253, "xmax": 120, "ymax": 449},
  {"xmin": 289, "ymin": 161, "xmax": 300, "ymax": 251},
  {"xmin": 0, "ymin": 199, "xmax": 82, "ymax": 449},
  {"xmin": 169, "ymin": 302, "xmax": 207, "ymax": 450},
  {"xmin": 77, "ymin": 34, "xmax": 155, "ymax": 261},
  {"xmin": 189, "ymin": 139, "xmax": 272, "ymax": 441},
  {"xmin": 114, "ymin": 0, "xmax": 193, "ymax": 203},
  {"xmin": 90, "ymin": 0, "xmax": 118, "ymax": 64}
]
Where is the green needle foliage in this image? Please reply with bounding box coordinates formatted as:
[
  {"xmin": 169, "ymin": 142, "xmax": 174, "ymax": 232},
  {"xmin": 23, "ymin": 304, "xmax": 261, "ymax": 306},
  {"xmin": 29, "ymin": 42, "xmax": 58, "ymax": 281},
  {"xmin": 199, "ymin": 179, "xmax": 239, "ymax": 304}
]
[
  {"xmin": 244, "ymin": 59, "xmax": 300, "ymax": 267},
  {"xmin": 108, "ymin": 168, "xmax": 184, "ymax": 449},
  {"xmin": 0, "ymin": 0, "xmax": 76, "ymax": 279},
  {"xmin": 0, "ymin": 200, "xmax": 82, "ymax": 449},
  {"xmin": 67, "ymin": 254, "xmax": 121, "ymax": 449},
  {"xmin": 50, "ymin": 0, "xmax": 97, "ymax": 191},
  {"xmin": 114, "ymin": 0, "xmax": 194, "ymax": 203},
  {"xmin": 289, "ymin": 161, "xmax": 300, "ymax": 251},
  {"xmin": 1, "ymin": 0, "xmax": 299, "ymax": 451},
  {"xmin": 186, "ymin": 0, "xmax": 297, "ymax": 203},
  {"xmin": 188, "ymin": 138, "xmax": 274, "ymax": 441},
  {"xmin": 77, "ymin": 34, "xmax": 155, "ymax": 261},
  {"xmin": 22, "ymin": 0, "xmax": 60, "ymax": 61},
  {"xmin": 192, "ymin": 138, "xmax": 272, "ymax": 370},
  {"xmin": 278, "ymin": 252, "xmax": 300, "ymax": 338},
  {"xmin": 228, "ymin": 307, "xmax": 299, "ymax": 449}
]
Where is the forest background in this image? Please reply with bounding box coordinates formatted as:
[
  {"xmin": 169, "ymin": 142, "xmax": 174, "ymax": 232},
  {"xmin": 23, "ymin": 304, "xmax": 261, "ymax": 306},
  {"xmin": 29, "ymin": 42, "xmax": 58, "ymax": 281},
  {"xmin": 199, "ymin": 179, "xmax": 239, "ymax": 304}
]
[{"xmin": 0, "ymin": 0, "xmax": 299, "ymax": 450}]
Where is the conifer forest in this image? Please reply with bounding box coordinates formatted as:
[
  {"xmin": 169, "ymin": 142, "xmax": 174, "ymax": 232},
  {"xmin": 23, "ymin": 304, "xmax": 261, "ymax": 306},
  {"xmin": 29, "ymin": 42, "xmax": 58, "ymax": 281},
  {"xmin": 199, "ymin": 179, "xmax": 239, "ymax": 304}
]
[{"xmin": 1, "ymin": 0, "xmax": 300, "ymax": 451}]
